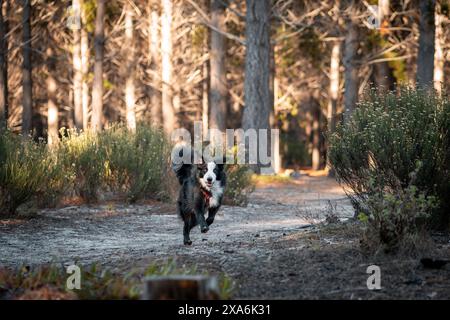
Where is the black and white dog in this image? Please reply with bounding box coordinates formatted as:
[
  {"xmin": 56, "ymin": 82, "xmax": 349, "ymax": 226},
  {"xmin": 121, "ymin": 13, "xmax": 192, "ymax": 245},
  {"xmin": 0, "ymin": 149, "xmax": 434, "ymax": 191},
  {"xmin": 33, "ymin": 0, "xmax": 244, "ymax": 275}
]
[{"xmin": 172, "ymin": 145, "xmax": 226, "ymax": 245}]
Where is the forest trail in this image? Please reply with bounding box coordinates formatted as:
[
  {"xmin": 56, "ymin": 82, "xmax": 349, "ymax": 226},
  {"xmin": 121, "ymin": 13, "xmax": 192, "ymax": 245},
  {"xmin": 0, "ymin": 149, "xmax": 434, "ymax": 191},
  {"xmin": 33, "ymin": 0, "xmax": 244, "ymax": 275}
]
[
  {"xmin": 0, "ymin": 175, "xmax": 352, "ymax": 269},
  {"xmin": 2, "ymin": 176, "xmax": 450, "ymax": 299}
]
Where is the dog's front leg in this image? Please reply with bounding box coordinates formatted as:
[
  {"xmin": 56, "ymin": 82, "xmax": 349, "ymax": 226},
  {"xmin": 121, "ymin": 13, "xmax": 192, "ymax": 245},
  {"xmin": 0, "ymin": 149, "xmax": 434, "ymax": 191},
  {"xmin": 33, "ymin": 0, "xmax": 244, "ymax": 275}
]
[
  {"xmin": 183, "ymin": 216, "xmax": 193, "ymax": 245},
  {"xmin": 206, "ymin": 207, "xmax": 219, "ymax": 226},
  {"xmin": 195, "ymin": 208, "xmax": 209, "ymax": 233}
]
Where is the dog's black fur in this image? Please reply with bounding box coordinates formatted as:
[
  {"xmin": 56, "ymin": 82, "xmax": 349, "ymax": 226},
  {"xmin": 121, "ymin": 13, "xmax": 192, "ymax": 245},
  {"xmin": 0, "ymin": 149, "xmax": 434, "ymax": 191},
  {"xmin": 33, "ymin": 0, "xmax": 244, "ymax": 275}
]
[{"xmin": 172, "ymin": 147, "xmax": 226, "ymax": 245}]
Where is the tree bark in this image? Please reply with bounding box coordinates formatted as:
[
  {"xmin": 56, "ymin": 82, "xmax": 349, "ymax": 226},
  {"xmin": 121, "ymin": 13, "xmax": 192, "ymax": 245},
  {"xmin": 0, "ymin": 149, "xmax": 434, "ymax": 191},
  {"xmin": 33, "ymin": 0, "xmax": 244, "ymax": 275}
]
[
  {"xmin": 373, "ymin": 0, "xmax": 394, "ymax": 90},
  {"xmin": 149, "ymin": 6, "xmax": 161, "ymax": 127},
  {"xmin": 343, "ymin": 18, "xmax": 359, "ymax": 123},
  {"xmin": 434, "ymin": 4, "xmax": 444, "ymax": 95},
  {"xmin": 416, "ymin": 0, "xmax": 436, "ymax": 89},
  {"xmin": 326, "ymin": 40, "xmax": 341, "ymax": 177},
  {"xmin": 21, "ymin": 0, "xmax": 32, "ymax": 135},
  {"xmin": 312, "ymin": 101, "xmax": 321, "ymax": 171},
  {"xmin": 125, "ymin": 2, "xmax": 136, "ymax": 132},
  {"xmin": 73, "ymin": 0, "xmax": 83, "ymax": 130},
  {"xmin": 202, "ymin": 35, "xmax": 209, "ymax": 134},
  {"xmin": 242, "ymin": 0, "xmax": 271, "ymax": 171},
  {"xmin": 242, "ymin": 0, "xmax": 271, "ymax": 132},
  {"xmin": 327, "ymin": 41, "xmax": 340, "ymax": 132},
  {"xmin": 91, "ymin": 0, "xmax": 105, "ymax": 131},
  {"xmin": 0, "ymin": 0, "xmax": 8, "ymax": 130},
  {"xmin": 161, "ymin": 0, "xmax": 175, "ymax": 135},
  {"xmin": 209, "ymin": 0, "xmax": 227, "ymax": 131},
  {"xmin": 46, "ymin": 48, "xmax": 58, "ymax": 146},
  {"xmin": 81, "ymin": 1, "xmax": 89, "ymax": 130}
]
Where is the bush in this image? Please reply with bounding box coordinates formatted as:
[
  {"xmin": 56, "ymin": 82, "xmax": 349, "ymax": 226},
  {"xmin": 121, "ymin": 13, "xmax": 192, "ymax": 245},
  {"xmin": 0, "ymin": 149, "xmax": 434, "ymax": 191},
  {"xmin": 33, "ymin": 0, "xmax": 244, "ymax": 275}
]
[
  {"xmin": 358, "ymin": 174, "xmax": 437, "ymax": 254},
  {"xmin": 58, "ymin": 124, "xmax": 174, "ymax": 203},
  {"xmin": 0, "ymin": 131, "xmax": 64, "ymax": 216},
  {"xmin": 59, "ymin": 129, "xmax": 107, "ymax": 203},
  {"xmin": 101, "ymin": 124, "xmax": 172, "ymax": 202},
  {"xmin": 0, "ymin": 124, "xmax": 254, "ymax": 211},
  {"xmin": 34, "ymin": 146, "xmax": 72, "ymax": 208},
  {"xmin": 329, "ymin": 87, "xmax": 450, "ymax": 229},
  {"xmin": 223, "ymin": 164, "xmax": 255, "ymax": 206}
]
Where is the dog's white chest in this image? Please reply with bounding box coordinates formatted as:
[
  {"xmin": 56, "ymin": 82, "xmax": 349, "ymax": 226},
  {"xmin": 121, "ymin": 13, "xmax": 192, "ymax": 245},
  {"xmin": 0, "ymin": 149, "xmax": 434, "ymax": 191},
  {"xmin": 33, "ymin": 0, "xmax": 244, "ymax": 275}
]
[{"xmin": 208, "ymin": 184, "xmax": 223, "ymax": 208}]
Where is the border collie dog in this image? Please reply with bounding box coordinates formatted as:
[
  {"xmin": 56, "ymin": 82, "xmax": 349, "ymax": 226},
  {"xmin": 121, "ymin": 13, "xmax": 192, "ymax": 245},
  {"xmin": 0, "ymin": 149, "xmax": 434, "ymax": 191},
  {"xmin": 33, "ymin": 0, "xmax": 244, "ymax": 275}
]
[{"xmin": 172, "ymin": 146, "xmax": 226, "ymax": 245}]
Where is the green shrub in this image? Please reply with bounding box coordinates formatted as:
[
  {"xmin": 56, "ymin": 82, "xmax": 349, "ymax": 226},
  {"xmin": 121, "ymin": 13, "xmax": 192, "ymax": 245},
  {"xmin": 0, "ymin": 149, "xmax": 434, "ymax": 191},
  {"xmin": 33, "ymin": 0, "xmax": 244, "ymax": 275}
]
[
  {"xmin": 58, "ymin": 124, "xmax": 173, "ymax": 203},
  {"xmin": 329, "ymin": 87, "xmax": 450, "ymax": 229},
  {"xmin": 59, "ymin": 129, "xmax": 107, "ymax": 203},
  {"xmin": 0, "ymin": 131, "xmax": 63, "ymax": 216},
  {"xmin": 358, "ymin": 174, "xmax": 437, "ymax": 254},
  {"xmin": 34, "ymin": 146, "xmax": 73, "ymax": 208},
  {"xmin": 223, "ymin": 164, "xmax": 255, "ymax": 206},
  {"xmin": 101, "ymin": 124, "xmax": 172, "ymax": 203}
]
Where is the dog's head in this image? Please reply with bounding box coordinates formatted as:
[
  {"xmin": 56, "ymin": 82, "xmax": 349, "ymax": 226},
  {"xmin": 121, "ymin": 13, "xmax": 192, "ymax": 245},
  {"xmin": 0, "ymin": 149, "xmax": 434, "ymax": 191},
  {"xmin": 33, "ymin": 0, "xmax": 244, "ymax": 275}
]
[{"xmin": 197, "ymin": 159, "xmax": 225, "ymax": 190}]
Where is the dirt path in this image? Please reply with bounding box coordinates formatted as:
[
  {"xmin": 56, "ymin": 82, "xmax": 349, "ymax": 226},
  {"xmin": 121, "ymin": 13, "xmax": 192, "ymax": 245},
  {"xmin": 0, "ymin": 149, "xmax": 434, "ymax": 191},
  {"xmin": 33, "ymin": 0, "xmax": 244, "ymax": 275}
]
[
  {"xmin": 0, "ymin": 176, "xmax": 352, "ymax": 268},
  {"xmin": 1, "ymin": 176, "xmax": 449, "ymax": 299}
]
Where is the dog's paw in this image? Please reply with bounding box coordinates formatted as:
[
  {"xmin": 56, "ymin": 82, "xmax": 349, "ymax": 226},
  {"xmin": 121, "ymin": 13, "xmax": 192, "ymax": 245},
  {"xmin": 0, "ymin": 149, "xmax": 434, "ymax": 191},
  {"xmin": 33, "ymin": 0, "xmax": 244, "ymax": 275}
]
[
  {"xmin": 184, "ymin": 239, "xmax": 192, "ymax": 245},
  {"xmin": 201, "ymin": 225, "xmax": 209, "ymax": 233},
  {"xmin": 206, "ymin": 217, "xmax": 214, "ymax": 226}
]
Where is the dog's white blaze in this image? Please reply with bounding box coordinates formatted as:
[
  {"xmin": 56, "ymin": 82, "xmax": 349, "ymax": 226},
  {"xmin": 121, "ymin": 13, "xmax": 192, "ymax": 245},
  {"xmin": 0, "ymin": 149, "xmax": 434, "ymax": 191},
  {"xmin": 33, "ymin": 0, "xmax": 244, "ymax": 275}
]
[
  {"xmin": 201, "ymin": 162, "xmax": 217, "ymax": 189},
  {"xmin": 199, "ymin": 162, "xmax": 223, "ymax": 208},
  {"xmin": 206, "ymin": 162, "xmax": 217, "ymax": 181}
]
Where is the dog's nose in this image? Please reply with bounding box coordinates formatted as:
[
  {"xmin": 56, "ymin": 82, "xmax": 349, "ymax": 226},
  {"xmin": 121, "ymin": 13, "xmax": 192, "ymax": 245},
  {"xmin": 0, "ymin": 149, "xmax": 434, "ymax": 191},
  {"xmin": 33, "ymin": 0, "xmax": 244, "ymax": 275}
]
[{"xmin": 207, "ymin": 177, "xmax": 213, "ymax": 182}]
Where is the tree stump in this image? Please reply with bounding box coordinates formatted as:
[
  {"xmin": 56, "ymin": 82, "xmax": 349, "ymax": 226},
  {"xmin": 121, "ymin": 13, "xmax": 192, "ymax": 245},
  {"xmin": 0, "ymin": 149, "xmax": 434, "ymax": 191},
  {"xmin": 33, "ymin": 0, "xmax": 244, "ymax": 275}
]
[{"xmin": 142, "ymin": 275, "xmax": 220, "ymax": 300}]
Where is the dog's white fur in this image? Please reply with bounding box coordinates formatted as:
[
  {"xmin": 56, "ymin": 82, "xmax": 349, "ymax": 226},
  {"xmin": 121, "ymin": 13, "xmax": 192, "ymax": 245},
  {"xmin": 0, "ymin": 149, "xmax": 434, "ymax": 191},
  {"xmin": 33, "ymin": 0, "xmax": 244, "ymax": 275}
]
[{"xmin": 199, "ymin": 162, "xmax": 224, "ymax": 208}]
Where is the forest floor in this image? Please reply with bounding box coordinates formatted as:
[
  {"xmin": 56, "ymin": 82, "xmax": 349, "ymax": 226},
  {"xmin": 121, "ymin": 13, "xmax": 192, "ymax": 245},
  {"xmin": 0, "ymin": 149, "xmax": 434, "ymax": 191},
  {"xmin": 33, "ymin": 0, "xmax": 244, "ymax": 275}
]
[{"xmin": 1, "ymin": 173, "xmax": 449, "ymax": 299}]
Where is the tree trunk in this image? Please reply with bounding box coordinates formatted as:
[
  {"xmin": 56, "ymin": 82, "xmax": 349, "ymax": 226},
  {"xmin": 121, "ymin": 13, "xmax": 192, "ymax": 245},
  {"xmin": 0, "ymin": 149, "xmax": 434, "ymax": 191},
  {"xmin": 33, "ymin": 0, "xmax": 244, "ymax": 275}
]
[
  {"xmin": 46, "ymin": 48, "xmax": 58, "ymax": 146},
  {"xmin": 242, "ymin": 0, "xmax": 270, "ymax": 132},
  {"xmin": 209, "ymin": 0, "xmax": 227, "ymax": 131},
  {"xmin": 73, "ymin": 0, "xmax": 83, "ymax": 130},
  {"xmin": 434, "ymin": 4, "xmax": 444, "ymax": 95},
  {"xmin": 0, "ymin": 0, "xmax": 8, "ymax": 130},
  {"xmin": 343, "ymin": 19, "xmax": 359, "ymax": 123},
  {"xmin": 161, "ymin": 0, "xmax": 175, "ymax": 135},
  {"xmin": 149, "ymin": 6, "xmax": 161, "ymax": 126},
  {"xmin": 312, "ymin": 101, "xmax": 321, "ymax": 171},
  {"xmin": 373, "ymin": 0, "xmax": 393, "ymax": 90},
  {"xmin": 21, "ymin": 0, "xmax": 32, "ymax": 135},
  {"xmin": 91, "ymin": 0, "xmax": 105, "ymax": 131},
  {"xmin": 326, "ymin": 40, "xmax": 340, "ymax": 177},
  {"xmin": 269, "ymin": 37, "xmax": 275, "ymax": 127},
  {"xmin": 202, "ymin": 36, "xmax": 209, "ymax": 134},
  {"xmin": 269, "ymin": 41, "xmax": 280, "ymax": 173},
  {"xmin": 416, "ymin": 0, "xmax": 436, "ymax": 89},
  {"xmin": 81, "ymin": 2, "xmax": 89, "ymax": 130},
  {"xmin": 242, "ymin": 0, "xmax": 271, "ymax": 171},
  {"xmin": 125, "ymin": 2, "xmax": 136, "ymax": 132},
  {"xmin": 327, "ymin": 41, "xmax": 340, "ymax": 132}
]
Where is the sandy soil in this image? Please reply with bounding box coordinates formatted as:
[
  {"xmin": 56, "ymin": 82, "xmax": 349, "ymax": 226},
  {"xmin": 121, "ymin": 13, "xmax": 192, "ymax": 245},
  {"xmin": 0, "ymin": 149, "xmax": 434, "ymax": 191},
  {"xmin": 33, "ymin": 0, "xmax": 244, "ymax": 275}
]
[{"xmin": 1, "ymin": 175, "xmax": 449, "ymax": 299}]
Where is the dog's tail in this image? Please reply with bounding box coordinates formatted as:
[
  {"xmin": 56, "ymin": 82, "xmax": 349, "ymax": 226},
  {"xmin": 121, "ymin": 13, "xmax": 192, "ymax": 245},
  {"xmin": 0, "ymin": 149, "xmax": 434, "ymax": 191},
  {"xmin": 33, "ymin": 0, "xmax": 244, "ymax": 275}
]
[{"xmin": 171, "ymin": 142, "xmax": 194, "ymax": 185}]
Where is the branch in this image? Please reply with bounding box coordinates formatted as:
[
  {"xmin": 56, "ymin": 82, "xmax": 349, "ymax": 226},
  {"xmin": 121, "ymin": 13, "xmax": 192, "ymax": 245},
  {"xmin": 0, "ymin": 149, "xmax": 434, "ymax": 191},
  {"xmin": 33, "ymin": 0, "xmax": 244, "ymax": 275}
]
[
  {"xmin": 367, "ymin": 54, "xmax": 414, "ymax": 65},
  {"xmin": 185, "ymin": 0, "xmax": 246, "ymax": 46}
]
